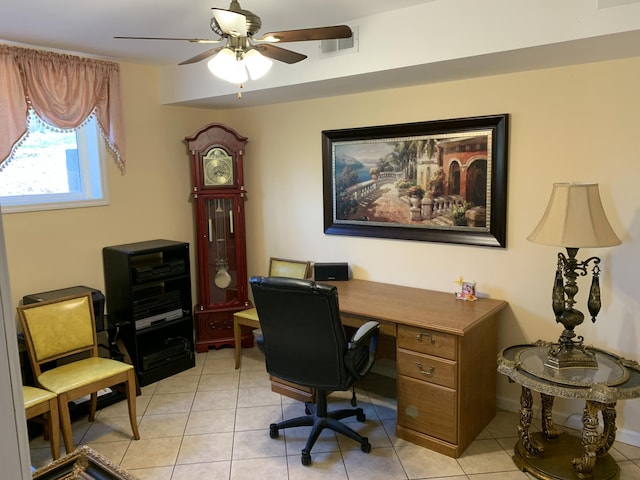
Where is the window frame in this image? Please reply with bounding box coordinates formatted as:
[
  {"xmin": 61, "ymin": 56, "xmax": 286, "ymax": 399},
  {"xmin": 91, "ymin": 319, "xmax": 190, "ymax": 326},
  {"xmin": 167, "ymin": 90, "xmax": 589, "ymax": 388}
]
[{"xmin": 0, "ymin": 115, "xmax": 109, "ymax": 213}]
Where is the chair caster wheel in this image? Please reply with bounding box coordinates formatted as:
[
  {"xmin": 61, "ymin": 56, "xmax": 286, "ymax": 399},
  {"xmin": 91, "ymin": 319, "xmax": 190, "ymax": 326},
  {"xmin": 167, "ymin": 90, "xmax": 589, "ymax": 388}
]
[
  {"xmin": 301, "ymin": 451, "xmax": 312, "ymax": 465},
  {"xmin": 361, "ymin": 439, "xmax": 371, "ymax": 453},
  {"xmin": 356, "ymin": 408, "xmax": 366, "ymax": 422},
  {"xmin": 269, "ymin": 424, "xmax": 279, "ymax": 439}
]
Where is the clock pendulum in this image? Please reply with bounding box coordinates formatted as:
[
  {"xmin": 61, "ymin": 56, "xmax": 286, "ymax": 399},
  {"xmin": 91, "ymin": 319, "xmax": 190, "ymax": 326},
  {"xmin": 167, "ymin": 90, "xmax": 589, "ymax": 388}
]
[{"xmin": 213, "ymin": 198, "xmax": 232, "ymax": 289}]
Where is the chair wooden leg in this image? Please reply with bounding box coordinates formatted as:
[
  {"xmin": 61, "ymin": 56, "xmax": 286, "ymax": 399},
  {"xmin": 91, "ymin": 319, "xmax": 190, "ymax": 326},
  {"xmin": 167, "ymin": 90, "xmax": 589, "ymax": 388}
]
[
  {"xmin": 88, "ymin": 392, "xmax": 98, "ymax": 422},
  {"xmin": 125, "ymin": 370, "xmax": 140, "ymax": 440},
  {"xmin": 117, "ymin": 339, "xmax": 141, "ymax": 396},
  {"xmin": 47, "ymin": 397, "xmax": 61, "ymax": 459},
  {"xmin": 234, "ymin": 317, "xmax": 242, "ymax": 369},
  {"xmin": 57, "ymin": 393, "xmax": 74, "ymax": 454}
]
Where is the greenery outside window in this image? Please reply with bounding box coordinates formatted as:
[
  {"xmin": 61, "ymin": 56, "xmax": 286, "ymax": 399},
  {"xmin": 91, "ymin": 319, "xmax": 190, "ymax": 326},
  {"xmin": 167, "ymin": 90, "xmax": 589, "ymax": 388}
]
[{"xmin": 0, "ymin": 111, "xmax": 108, "ymax": 213}]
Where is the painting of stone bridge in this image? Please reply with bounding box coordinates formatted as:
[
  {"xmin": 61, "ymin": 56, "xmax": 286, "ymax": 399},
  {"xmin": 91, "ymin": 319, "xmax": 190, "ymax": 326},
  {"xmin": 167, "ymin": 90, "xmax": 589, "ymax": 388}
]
[{"xmin": 332, "ymin": 132, "xmax": 491, "ymax": 229}]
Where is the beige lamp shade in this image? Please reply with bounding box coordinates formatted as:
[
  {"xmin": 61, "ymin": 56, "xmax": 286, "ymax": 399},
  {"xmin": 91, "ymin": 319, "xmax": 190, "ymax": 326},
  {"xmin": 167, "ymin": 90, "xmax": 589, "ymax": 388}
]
[{"xmin": 528, "ymin": 183, "xmax": 621, "ymax": 248}]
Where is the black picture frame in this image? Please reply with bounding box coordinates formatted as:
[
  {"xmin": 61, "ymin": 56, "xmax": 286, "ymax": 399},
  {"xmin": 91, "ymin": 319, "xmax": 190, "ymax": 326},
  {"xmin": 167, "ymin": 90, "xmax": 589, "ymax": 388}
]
[{"xmin": 322, "ymin": 114, "xmax": 509, "ymax": 247}]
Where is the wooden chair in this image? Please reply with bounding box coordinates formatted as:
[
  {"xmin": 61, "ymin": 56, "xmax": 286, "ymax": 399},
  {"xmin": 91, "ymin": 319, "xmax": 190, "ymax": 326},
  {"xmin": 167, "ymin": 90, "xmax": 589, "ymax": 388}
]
[
  {"xmin": 233, "ymin": 258, "xmax": 311, "ymax": 369},
  {"xmin": 23, "ymin": 385, "xmax": 60, "ymax": 459},
  {"xmin": 267, "ymin": 257, "xmax": 312, "ymax": 279},
  {"xmin": 17, "ymin": 293, "xmax": 140, "ymax": 454}
]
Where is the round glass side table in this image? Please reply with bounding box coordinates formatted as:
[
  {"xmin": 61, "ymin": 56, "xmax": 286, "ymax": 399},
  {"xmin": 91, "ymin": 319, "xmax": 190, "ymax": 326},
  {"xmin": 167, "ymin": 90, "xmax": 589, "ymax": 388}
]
[{"xmin": 497, "ymin": 340, "xmax": 640, "ymax": 480}]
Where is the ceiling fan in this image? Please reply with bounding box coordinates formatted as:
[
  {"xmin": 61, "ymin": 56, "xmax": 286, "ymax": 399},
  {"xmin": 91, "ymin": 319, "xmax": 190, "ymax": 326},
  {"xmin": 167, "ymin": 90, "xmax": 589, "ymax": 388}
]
[{"xmin": 115, "ymin": 0, "xmax": 352, "ymax": 85}]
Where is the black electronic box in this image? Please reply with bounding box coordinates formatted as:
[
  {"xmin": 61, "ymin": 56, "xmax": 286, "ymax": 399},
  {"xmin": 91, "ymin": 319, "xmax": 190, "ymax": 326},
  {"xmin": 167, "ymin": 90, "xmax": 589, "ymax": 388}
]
[{"xmin": 314, "ymin": 262, "xmax": 349, "ymax": 281}]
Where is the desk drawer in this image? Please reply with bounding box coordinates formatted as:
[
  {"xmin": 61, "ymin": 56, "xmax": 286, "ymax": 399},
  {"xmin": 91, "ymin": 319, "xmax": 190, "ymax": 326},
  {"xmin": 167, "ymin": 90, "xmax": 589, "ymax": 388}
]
[
  {"xmin": 270, "ymin": 376, "xmax": 315, "ymax": 403},
  {"xmin": 397, "ymin": 348, "xmax": 456, "ymax": 389},
  {"xmin": 397, "ymin": 325, "xmax": 457, "ymax": 360},
  {"xmin": 397, "ymin": 375, "xmax": 457, "ymax": 444},
  {"xmin": 341, "ymin": 313, "xmax": 396, "ymax": 337}
]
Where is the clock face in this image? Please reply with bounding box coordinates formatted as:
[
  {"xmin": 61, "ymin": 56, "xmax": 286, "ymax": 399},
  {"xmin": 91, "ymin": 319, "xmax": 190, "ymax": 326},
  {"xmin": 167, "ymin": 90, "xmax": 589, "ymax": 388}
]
[{"xmin": 203, "ymin": 148, "xmax": 234, "ymax": 186}]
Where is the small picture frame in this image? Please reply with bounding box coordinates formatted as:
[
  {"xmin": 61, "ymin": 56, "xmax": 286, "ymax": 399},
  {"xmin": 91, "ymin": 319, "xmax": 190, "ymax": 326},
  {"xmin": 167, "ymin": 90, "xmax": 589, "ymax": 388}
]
[{"xmin": 456, "ymin": 281, "xmax": 477, "ymax": 301}]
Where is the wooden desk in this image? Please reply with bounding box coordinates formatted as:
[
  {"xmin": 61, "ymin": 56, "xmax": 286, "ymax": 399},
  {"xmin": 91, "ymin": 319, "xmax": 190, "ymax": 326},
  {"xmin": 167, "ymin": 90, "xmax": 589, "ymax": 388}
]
[{"xmin": 233, "ymin": 278, "xmax": 507, "ymax": 458}]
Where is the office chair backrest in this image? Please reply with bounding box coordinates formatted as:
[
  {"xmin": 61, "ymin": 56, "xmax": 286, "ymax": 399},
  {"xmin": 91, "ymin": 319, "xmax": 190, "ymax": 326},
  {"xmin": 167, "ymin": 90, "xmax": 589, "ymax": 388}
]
[
  {"xmin": 250, "ymin": 276, "xmax": 350, "ymax": 390},
  {"xmin": 18, "ymin": 293, "xmax": 98, "ymax": 377}
]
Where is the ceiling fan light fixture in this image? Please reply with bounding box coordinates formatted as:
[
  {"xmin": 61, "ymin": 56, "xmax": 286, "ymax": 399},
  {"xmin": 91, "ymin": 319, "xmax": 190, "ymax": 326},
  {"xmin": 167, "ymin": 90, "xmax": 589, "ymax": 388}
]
[
  {"xmin": 208, "ymin": 48, "xmax": 248, "ymax": 84},
  {"xmin": 117, "ymin": 1, "xmax": 355, "ymax": 93},
  {"xmin": 243, "ymin": 49, "xmax": 272, "ymax": 80},
  {"xmin": 211, "ymin": 8, "xmax": 247, "ymax": 37}
]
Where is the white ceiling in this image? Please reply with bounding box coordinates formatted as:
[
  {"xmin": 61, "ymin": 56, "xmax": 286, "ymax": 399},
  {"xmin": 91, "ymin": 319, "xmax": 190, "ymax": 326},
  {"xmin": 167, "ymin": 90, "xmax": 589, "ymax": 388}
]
[
  {"xmin": 3, "ymin": 0, "xmax": 640, "ymax": 108},
  {"xmin": 0, "ymin": 0, "xmax": 433, "ymax": 65}
]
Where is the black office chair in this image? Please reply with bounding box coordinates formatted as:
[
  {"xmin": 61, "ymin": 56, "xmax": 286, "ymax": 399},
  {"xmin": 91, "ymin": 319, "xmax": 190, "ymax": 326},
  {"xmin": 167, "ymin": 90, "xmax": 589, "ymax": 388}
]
[{"xmin": 250, "ymin": 276, "xmax": 380, "ymax": 466}]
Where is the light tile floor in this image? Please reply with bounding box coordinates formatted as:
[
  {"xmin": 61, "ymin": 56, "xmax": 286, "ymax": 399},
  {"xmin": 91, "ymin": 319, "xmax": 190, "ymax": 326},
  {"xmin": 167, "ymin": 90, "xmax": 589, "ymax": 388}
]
[{"xmin": 29, "ymin": 346, "xmax": 640, "ymax": 479}]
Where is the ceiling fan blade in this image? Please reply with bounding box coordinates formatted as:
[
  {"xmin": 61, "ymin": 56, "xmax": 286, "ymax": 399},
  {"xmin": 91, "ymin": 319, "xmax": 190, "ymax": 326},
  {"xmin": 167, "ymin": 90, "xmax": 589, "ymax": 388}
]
[
  {"xmin": 179, "ymin": 47, "xmax": 224, "ymax": 65},
  {"xmin": 257, "ymin": 25, "xmax": 352, "ymax": 43},
  {"xmin": 115, "ymin": 36, "xmax": 221, "ymax": 44},
  {"xmin": 255, "ymin": 44, "xmax": 307, "ymax": 64},
  {"xmin": 212, "ymin": 8, "xmax": 247, "ymax": 37}
]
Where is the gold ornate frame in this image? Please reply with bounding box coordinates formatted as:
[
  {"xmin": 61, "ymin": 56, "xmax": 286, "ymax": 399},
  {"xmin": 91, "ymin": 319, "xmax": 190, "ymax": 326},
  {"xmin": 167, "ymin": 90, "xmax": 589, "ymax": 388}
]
[{"xmin": 32, "ymin": 445, "xmax": 139, "ymax": 480}]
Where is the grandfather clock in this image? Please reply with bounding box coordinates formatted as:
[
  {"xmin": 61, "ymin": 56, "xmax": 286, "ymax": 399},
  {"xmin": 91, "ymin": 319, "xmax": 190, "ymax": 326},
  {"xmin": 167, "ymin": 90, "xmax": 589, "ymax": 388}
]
[{"xmin": 185, "ymin": 123, "xmax": 252, "ymax": 352}]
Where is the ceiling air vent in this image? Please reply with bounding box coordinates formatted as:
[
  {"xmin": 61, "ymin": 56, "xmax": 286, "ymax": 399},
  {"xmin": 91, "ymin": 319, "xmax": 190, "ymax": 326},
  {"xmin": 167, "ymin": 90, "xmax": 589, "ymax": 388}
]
[
  {"xmin": 597, "ymin": 0, "xmax": 640, "ymax": 7},
  {"xmin": 320, "ymin": 26, "xmax": 358, "ymax": 57}
]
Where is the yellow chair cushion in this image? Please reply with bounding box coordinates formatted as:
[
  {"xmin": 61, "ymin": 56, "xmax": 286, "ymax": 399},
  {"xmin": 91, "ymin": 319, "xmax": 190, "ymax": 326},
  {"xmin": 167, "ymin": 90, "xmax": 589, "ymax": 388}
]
[
  {"xmin": 23, "ymin": 296, "xmax": 95, "ymax": 362},
  {"xmin": 234, "ymin": 308, "xmax": 259, "ymax": 322},
  {"xmin": 37, "ymin": 357, "xmax": 133, "ymax": 394},
  {"xmin": 23, "ymin": 385, "xmax": 56, "ymax": 409}
]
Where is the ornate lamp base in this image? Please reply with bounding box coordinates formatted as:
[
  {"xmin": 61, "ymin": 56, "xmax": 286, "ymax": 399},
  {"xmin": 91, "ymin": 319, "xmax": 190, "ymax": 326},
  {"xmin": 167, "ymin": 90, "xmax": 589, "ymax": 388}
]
[{"xmin": 545, "ymin": 343, "xmax": 598, "ymax": 370}]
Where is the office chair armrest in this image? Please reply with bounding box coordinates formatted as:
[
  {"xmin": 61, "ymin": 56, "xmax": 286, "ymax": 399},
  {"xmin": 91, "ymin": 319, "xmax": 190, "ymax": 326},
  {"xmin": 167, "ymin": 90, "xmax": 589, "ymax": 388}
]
[
  {"xmin": 350, "ymin": 321, "xmax": 379, "ymax": 345},
  {"xmin": 345, "ymin": 321, "xmax": 380, "ymax": 379}
]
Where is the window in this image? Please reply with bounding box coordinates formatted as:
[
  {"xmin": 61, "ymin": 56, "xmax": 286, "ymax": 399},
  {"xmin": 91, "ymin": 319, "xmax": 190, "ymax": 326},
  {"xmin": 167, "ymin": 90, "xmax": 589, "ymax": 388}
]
[{"xmin": 0, "ymin": 111, "xmax": 108, "ymax": 213}]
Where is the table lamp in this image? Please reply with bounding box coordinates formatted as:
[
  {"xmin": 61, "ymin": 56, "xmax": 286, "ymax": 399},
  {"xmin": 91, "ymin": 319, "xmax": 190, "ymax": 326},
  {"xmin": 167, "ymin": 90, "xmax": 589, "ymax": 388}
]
[{"xmin": 528, "ymin": 183, "xmax": 621, "ymax": 370}]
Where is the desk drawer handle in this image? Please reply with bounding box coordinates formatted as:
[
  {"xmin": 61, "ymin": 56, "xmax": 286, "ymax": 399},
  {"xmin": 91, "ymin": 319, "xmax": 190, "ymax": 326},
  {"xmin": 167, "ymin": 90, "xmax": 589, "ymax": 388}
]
[
  {"xmin": 416, "ymin": 332, "xmax": 435, "ymax": 344},
  {"xmin": 416, "ymin": 363, "xmax": 435, "ymax": 376}
]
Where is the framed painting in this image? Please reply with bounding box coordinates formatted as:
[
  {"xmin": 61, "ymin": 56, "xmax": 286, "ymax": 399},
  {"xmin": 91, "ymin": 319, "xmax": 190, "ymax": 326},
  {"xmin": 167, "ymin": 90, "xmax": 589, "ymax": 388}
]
[
  {"xmin": 322, "ymin": 114, "xmax": 509, "ymax": 247},
  {"xmin": 32, "ymin": 445, "xmax": 139, "ymax": 479}
]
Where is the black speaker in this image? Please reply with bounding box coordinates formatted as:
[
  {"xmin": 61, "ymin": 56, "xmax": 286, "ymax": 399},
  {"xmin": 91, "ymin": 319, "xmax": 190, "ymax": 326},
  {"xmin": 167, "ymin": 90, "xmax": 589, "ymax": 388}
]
[{"xmin": 314, "ymin": 262, "xmax": 349, "ymax": 281}]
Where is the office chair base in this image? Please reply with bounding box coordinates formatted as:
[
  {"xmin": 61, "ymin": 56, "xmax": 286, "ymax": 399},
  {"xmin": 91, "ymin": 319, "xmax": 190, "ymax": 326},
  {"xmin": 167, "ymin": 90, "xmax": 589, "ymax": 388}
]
[{"xmin": 269, "ymin": 397, "xmax": 371, "ymax": 465}]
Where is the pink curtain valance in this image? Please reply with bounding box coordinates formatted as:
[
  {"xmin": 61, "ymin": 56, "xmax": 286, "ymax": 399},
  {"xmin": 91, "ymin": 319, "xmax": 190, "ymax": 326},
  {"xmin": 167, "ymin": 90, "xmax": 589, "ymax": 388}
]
[{"xmin": 0, "ymin": 44, "xmax": 125, "ymax": 172}]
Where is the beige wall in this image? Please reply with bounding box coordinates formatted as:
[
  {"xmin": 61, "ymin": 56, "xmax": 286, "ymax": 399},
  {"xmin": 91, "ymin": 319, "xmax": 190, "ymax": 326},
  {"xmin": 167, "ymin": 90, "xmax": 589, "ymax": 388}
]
[{"xmin": 3, "ymin": 57, "xmax": 640, "ymax": 444}]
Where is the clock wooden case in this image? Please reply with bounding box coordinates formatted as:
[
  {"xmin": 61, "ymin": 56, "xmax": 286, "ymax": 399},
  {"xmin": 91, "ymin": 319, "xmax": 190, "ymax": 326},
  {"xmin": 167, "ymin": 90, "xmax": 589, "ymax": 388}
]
[{"xmin": 185, "ymin": 123, "xmax": 253, "ymax": 352}]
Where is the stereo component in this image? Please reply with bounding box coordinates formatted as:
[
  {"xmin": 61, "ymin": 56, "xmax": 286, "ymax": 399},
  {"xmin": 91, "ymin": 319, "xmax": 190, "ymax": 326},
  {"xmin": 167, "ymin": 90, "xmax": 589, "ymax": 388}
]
[
  {"xmin": 314, "ymin": 262, "xmax": 349, "ymax": 281},
  {"xmin": 135, "ymin": 308, "xmax": 183, "ymax": 330},
  {"xmin": 141, "ymin": 339, "xmax": 191, "ymax": 370},
  {"xmin": 132, "ymin": 259, "xmax": 186, "ymax": 282}
]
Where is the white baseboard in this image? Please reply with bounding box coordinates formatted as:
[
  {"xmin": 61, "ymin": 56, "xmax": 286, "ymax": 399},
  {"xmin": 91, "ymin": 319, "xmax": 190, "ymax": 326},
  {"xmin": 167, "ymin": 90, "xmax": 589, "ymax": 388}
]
[{"xmin": 497, "ymin": 394, "xmax": 640, "ymax": 447}]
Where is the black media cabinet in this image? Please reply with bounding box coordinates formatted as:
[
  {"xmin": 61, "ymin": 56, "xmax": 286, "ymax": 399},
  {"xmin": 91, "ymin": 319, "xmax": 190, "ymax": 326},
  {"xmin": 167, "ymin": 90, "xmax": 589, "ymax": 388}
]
[{"xmin": 103, "ymin": 239, "xmax": 195, "ymax": 386}]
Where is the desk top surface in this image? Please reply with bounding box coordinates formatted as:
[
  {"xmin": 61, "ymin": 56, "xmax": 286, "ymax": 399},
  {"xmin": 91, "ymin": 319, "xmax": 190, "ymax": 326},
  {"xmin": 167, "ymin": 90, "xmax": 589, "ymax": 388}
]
[{"xmin": 327, "ymin": 279, "xmax": 507, "ymax": 336}]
